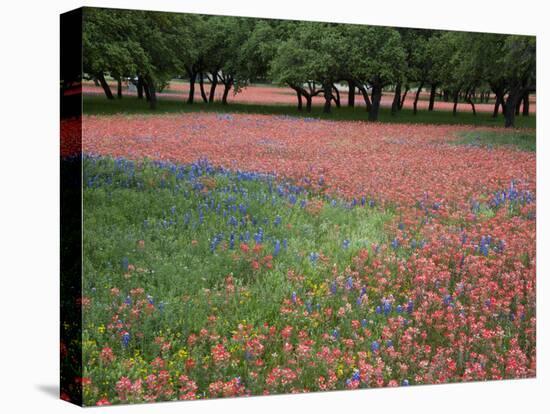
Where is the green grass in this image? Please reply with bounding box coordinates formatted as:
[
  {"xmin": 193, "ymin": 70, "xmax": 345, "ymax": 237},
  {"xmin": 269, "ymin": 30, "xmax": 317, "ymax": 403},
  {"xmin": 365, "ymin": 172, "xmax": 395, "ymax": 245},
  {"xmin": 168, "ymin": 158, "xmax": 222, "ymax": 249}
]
[
  {"xmin": 83, "ymin": 95, "xmax": 536, "ymax": 128},
  {"xmin": 455, "ymin": 130, "xmax": 536, "ymax": 151},
  {"xmin": 82, "ymin": 157, "xmax": 393, "ymax": 387}
]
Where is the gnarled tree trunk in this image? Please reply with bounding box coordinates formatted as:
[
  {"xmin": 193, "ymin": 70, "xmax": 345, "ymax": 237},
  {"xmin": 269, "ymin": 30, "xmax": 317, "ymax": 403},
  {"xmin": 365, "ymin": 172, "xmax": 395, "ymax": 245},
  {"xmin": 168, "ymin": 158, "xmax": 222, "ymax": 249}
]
[
  {"xmin": 522, "ymin": 91, "xmax": 530, "ymax": 116},
  {"xmin": 117, "ymin": 77, "xmax": 122, "ymax": 99},
  {"xmin": 452, "ymin": 90, "xmax": 459, "ymax": 116},
  {"xmin": 137, "ymin": 76, "xmax": 144, "ymax": 99},
  {"xmin": 208, "ymin": 72, "xmax": 218, "ymax": 103},
  {"xmin": 368, "ymin": 84, "xmax": 382, "ymax": 121},
  {"xmin": 323, "ymin": 83, "xmax": 332, "ymax": 114},
  {"xmin": 391, "ymin": 83, "xmax": 401, "ymax": 115},
  {"xmin": 199, "ymin": 73, "xmax": 208, "ymax": 103},
  {"xmin": 413, "ymin": 81, "xmax": 424, "ymax": 115},
  {"xmin": 97, "ymin": 73, "xmax": 114, "ymax": 100},
  {"xmin": 358, "ymin": 84, "xmax": 372, "ymax": 112},
  {"xmin": 145, "ymin": 75, "xmax": 157, "ymax": 110},
  {"xmin": 428, "ymin": 83, "xmax": 437, "ymax": 111}
]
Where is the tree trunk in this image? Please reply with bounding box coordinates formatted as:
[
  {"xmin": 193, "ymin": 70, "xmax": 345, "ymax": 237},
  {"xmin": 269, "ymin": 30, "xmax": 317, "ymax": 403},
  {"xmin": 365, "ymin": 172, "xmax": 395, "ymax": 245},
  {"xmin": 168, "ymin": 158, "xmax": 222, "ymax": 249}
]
[
  {"xmin": 522, "ymin": 91, "xmax": 530, "ymax": 116},
  {"xmin": 413, "ymin": 81, "xmax": 424, "ymax": 115},
  {"xmin": 221, "ymin": 79, "xmax": 233, "ymax": 105},
  {"xmin": 466, "ymin": 90, "xmax": 476, "ymax": 115},
  {"xmin": 391, "ymin": 83, "xmax": 401, "ymax": 115},
  {"xmin": 97, "ymin": 73, "xmax": 114, "ymax": 100},
  {"xmin": 137, "ymin": 76, "xmax": 144, "ymax": 99},
  {"xmin": 428, "ymin": 83, "xmax": 437, "ymax": 111},
  {"xmin": 515, "ymin": 99, "xmax": 521, "ymax": 116},
  {"xmin": 187, "ymin": 70, "xmax": 196, "ymax": 104},
  {"xmin": 504, "ymin": 88, "xmax": 524, "ymax": 128},
  {"xmin": 443, "ymin": 90, "xmax": 449, "ymax": 102},
  {"xmin": 296, "ymin": 89, "xmax": 303, "ymax": 111},
  {"xmin": 208, "ymin": 72, "xmax": 218, "ymax": 103},
  {"xmin": 323, "ymin": 83, "xmax": 332, "ymax": 114},
  {"xmin": 347, "ymin": 80, "xmax": 355, "ymax": 107},
  {"xmin": 493, "ymin": 94, "xmax": 501, "ymax": 118},
  {"xmin": 306, "ymin": 95, "xmax": 312, "ymax": 112},
  {"xmin": 332, "ymin": 85, "xmax": 341, "ymax": 108},
  {"xmin": 358, "ymin": 85, "xmax": 372, "ymax": 112},
  {"xmin": 452, "ymin": 90, "xmax": 459, "ymax": 115},
  {"xmin": 93, "ymin": 78, "xmax": 100, "ymax": 87},
  {"xmin": 399, "ymin": 86, "xmax": 409, "ymax": 110},
  {"xmin": 117, "ymin": 77, "xmax": 123, "ymax": 99},
  {"xmin": 368, "ymin": 84, "xmax": 382, "ymax": 121},
  {"xmin": 142, "ymin": 79, "xmax": 151, "ymax": 101},
  {"xmin": 146, "ymin": 76, "xmax": 157, "ymax": 110},
  {"xmin": 199, "ymin": 73, "xmax": 208, "ymax": 103}
]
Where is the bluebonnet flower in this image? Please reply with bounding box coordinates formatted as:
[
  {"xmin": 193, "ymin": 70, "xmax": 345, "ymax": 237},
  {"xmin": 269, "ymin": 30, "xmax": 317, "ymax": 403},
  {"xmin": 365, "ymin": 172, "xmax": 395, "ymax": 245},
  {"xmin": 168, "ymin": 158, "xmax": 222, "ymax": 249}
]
[
  {"xmin": 371, "ymin": 341, "xmax": 380, "ymax": 352},
  {"xmin": 229, "ymin": 233, "xmax": 235, "ymax": 249},
  {"xmin": 352, "ymin": 370, "xmax": 361, "ymax": 382},
  {"xmin": 369, "ymin": 200, "xmax": 375, "ymax": 208},
  {"xmin": 330, "ymin": 281, "xmax": 337, "ymax": 294},
  {"xmin": 407, "ymin": 300, "xmax": 414, "ymax": 314},
  {"xmin": 361, "ymin": 196, "xmax": 366, "ymax": 206},
  {"xmin": 396, "ymin": 305, "xmax": 403, "ymax": 313},
  {"xmin": 402, "ymin": 379, "xmax": 410, "ymax": 386},
  {"xmin": 375, "ymin": 305, "xmax": 382, "ymax": 315},
  {"xmin": 346, "ymin": 276, "xmax": 354, "ymax": 290},
  {"xmin": 398, "ymin": 222, "xmax": 404, "ymax": 230},
  {"xmin": 386, "ymin": 340, "xmax": 393, "ymax": 348},
  {"xmin": 383, "ymin": 300, "xmax": 392, "ymax": 316},
  {"xmin": 306, "ymin": 300, "xmax": 313, "ymax": 314},
  {"xmin": 309, "ymin": 252, "xmax": 319, "ymax": 264},
  {"xmin": 274, "ymin": 240, "xmax": 281, "ymax": 256},
  {"xmin": 443, "ymin": 294, "xmax": 453, "ymax": 306},
  {"xmin": 391, "ymin": 238, "xmax": 399, "ymax": 249},
  {"xmin": 342, "ymin": 239, "xmax": 351, "ymax": 250},
  {"xmin": 274, "ymin": 215, "xmax": 282, "ymax": 226},
  {"xmin": 361, "ymin": 319, "xmax": 368, "ymax": 328},
  {"xmin": 283, "ymin": 239, "xmax": 288, "ymax": 249},
  {"xmin": 122, "ymin": 257, "xmax": 129, "ymax": 272},
  {"xmin": 291, "ymin": 291, "xmax": 297, "ymax": 304},
  {"xmin": 122, "ymin": 332, "xmax": 131, "ymax": 348},
  {"xmin": 332, "ymin": 329, "xmax": 340, "ymax": 340},
  {"xmin": 124, "ymin": 295, "xmax": 132, "ymax": 306}
]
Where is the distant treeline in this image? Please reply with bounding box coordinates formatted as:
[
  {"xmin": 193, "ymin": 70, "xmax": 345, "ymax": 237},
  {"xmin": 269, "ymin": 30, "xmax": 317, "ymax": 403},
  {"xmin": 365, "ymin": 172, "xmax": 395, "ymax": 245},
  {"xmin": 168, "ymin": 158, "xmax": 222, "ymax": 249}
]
[{"xmin": 81, "ymin": 8, "xmax": 535, "ymax": 127}]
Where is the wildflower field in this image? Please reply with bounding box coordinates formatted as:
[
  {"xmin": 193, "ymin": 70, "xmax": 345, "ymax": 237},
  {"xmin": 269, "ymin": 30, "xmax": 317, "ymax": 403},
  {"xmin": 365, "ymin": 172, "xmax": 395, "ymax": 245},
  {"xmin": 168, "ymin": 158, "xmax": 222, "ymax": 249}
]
[{"xmin": 77, "ymin": 114, "xmax": 536, "ymax": 405}]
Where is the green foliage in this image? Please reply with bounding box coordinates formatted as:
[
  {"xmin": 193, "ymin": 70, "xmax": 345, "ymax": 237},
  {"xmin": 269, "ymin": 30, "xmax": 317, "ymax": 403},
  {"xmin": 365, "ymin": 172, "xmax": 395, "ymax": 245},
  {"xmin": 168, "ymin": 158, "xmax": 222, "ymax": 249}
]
[{"xmin": 346, "ymin": 26, "xmax": 406, "ymax": 87}]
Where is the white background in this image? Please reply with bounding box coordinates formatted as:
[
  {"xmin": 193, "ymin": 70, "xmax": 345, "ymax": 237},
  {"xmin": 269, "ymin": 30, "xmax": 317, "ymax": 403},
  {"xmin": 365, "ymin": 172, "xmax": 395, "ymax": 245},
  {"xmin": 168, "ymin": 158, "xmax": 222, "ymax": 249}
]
[{"xmin": 0, "ymin": 0, "xmax": 548, "ymax": 412}]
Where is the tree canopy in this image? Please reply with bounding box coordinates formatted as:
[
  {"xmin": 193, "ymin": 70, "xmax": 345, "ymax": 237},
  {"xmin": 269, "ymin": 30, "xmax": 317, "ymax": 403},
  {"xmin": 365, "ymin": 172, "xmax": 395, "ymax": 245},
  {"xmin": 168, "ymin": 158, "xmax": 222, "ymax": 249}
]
[{"xmin": 82, "ymin": 7, "xmax": 536, "ymax": 127}]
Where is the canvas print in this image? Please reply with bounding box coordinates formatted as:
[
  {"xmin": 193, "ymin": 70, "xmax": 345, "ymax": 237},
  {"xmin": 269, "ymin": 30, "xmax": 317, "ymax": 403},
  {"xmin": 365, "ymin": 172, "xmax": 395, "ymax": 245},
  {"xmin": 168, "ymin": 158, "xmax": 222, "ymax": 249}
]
[{"xmin": 60, "ymin": 6, "xmax": 536, "ymax": 406}]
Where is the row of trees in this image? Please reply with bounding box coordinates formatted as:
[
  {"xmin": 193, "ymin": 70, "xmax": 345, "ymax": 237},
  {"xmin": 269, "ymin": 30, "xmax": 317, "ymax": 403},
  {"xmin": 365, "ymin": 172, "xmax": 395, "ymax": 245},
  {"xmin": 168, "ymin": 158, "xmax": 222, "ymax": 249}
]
[{"xmin": 83, "ymin": 8, "xmax": 536, "ymax": 127}]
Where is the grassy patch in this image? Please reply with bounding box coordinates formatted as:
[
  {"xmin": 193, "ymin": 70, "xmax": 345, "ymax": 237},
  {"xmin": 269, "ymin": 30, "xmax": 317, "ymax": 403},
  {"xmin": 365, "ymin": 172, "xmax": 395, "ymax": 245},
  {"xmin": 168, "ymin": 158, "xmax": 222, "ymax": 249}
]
[
  {"xmin": 82, "ymin": 157, "xmax": 394, "ymax": 397},
  {"xmin": 455, "ymin": 130, "xmax": 536, "ymax": 151},
  {"xmin": 83, "ymin": 95, "xmax": 536, "ymax": 128}
]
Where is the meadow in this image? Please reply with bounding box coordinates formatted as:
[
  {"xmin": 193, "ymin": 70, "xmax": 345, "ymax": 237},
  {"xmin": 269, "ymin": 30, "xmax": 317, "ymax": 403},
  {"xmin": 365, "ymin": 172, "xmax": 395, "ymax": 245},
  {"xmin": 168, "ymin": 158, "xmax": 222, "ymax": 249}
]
[{"xmin": 76, "ymin": 113, "xmax": 536, "ymax": 405}]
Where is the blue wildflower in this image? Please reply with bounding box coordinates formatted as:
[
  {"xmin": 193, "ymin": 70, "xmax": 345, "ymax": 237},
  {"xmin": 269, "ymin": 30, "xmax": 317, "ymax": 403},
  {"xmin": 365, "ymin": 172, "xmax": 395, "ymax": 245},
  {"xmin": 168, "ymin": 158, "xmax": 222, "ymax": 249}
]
[
  {"xmin": 122, "ymin": 332, "xmax": 131, "ymax": 348},
  {"xmin": 274, "ymin": 240, "xmax": 281, "ymax": 256},
  {"xmin": 121, "ymin": 257, "xmax": 129, "ymax": 272}
]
